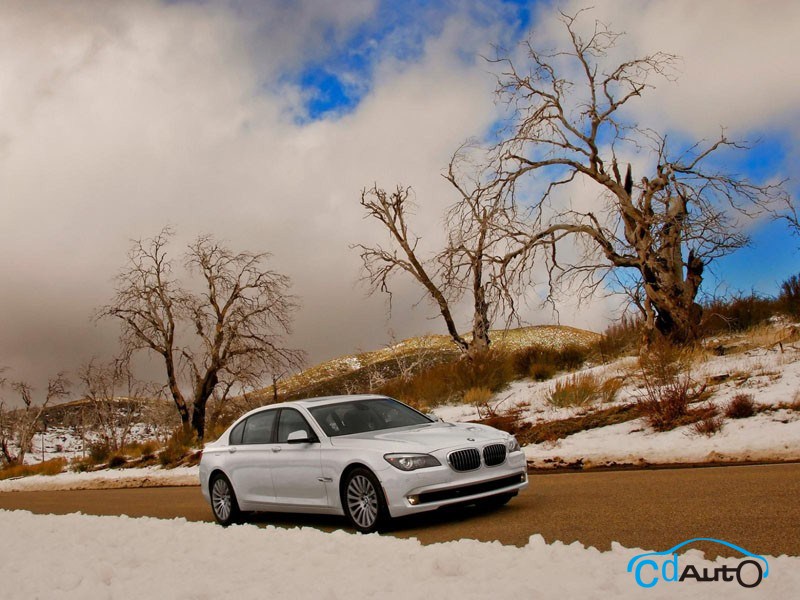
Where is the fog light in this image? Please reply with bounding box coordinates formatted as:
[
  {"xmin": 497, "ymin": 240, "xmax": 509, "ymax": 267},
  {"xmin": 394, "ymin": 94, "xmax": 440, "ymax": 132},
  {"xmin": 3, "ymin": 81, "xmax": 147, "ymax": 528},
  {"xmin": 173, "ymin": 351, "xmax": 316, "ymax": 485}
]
[{"xmin": 407, "ymin": 495, "xmax": 419, "ymax": 506}]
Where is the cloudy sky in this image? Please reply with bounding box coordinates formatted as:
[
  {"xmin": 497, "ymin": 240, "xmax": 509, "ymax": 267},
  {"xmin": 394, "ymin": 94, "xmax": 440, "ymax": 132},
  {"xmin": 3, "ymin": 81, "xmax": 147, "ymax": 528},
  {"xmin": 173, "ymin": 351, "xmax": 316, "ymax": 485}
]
[{"xmin": 1, "ymin": 0, "xmax": 799, "ymax": 397}]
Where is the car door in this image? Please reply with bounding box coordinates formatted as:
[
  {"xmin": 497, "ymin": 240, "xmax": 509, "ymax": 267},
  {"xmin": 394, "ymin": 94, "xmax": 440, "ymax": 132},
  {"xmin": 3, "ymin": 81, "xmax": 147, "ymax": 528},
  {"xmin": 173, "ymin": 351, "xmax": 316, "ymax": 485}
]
[
  {"xmin": 271, "ymin": 408, "xmax": 328, "ymax": 507},
  {"xmin": 226, "ymin": 409, "xmax": 278, "ymax": 507}
]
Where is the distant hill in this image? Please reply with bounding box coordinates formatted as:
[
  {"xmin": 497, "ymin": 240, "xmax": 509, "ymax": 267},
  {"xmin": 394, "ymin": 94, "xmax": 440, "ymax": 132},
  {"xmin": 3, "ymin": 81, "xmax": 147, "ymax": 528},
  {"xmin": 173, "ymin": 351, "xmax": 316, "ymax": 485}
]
[{"xmin": 243, "ymin": 325, "xmax": 600, "ymax": 406}]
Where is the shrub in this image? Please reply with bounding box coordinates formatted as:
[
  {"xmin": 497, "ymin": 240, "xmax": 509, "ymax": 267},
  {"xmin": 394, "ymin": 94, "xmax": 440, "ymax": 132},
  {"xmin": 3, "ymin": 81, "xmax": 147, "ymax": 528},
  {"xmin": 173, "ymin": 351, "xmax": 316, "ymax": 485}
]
[
  {"xmin": 548, "ymin": 373, "xmax": 601, "ymax": 408},
  {"xmin": 529, "ymin": 362, "xmax": 557, "ymax": 381},
  {"xmin": 700, "ymin": 294, "xmax": 781, "ymax": 335},
  {"xmin": 463, "ymin": 387, "xmax": 494, "ymax": 417},
  {"xmin": 637, "ymin": 342, "xmax": 707, "ymax": 431},
  {"xmin": 725, "ymin": 393, "xmax": 756, "ymax": 419},
  {"xmin": 107, "ymin": 454, "xmax": 127, "ymax": 469},
  {"xmin": 779, "ymin": 273, "xmax": 800, "ymax": 318},
  {"xmin": 158, "ymin": 427, "xmax": 198, "ymax": 467},
  {"xmin": 691, "ymin": 409, "xmax": 724, "ymax": 436},
  {"xmin": 0, "ymin": 458, "xmax": 67, "ymax": 480},
  {"xmin": 87, "ymin": 443, "xmax": 110, "ymax": 465},
  {"xmin": 511, "ymin": 344, "xmax": 590, "ymax": 380},
  {"xmin": 591, "ymin": 316, "xmax": 643, "ymax": 362}
]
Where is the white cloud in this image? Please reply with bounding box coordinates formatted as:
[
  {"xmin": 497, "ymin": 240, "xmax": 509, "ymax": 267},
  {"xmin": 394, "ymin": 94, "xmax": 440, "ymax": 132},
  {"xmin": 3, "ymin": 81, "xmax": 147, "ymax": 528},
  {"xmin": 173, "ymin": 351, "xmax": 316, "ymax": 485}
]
[
  {"xmin": 1, "ymin": 0, "xmax": 797, "ymax": 394},
  {"xmin": 0, "ymin": 0, "xmax": 502, "ymax": 389}
]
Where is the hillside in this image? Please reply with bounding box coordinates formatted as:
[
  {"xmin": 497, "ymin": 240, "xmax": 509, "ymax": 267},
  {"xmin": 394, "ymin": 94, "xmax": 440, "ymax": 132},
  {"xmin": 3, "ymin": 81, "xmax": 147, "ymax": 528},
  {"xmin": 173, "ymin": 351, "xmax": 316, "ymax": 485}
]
[{"xmin": 245, "ymin": 325, "xmax": 600, "ymax": 405}]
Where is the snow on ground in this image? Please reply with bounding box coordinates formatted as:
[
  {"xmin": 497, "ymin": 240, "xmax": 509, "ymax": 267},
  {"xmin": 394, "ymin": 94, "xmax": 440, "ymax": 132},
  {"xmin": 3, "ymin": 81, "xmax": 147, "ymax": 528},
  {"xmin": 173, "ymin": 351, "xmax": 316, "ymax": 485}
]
[
  {"xmin": 432, "ymin": 343, "xmax": 800, "ymax": 469},
  {"xmin": 1, "ymin": 510, "xmax": 796, "ymax": 599},
  {"xmin": 0, "ymin": 466, "xmax": 198, "ymax": 493}
]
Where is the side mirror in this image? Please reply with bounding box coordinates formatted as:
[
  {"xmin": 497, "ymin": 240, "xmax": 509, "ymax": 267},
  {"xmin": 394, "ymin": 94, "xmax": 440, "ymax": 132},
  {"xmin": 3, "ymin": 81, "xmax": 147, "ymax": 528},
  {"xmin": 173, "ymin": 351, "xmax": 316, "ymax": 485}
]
[{"xmin": 287, "ymin": 430, "xmax": 315, "ymax": 444}]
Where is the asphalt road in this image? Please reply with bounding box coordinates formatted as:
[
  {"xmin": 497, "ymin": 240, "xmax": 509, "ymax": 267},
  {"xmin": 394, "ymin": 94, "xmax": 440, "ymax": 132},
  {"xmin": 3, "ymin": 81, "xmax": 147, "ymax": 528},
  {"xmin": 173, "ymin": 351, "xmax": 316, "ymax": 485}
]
[{"xmin": 1, "ymin": 463, "xmax": 798, "ymax": 558}]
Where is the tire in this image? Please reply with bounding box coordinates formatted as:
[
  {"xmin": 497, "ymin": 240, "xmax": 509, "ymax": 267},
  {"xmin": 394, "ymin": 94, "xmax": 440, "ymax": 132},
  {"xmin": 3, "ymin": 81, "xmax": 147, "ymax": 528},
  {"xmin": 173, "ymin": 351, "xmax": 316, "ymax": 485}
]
[
  {"xmin": 341, "ymin": 468, "xmax": 388, "ymax": 533},
  {"xmin": 476, "ymin": 492, "xmax": 515, "ymax": 510},
  {"xmin": 210, "ymin": 473, "xmax": 241, "ymax": 526}
]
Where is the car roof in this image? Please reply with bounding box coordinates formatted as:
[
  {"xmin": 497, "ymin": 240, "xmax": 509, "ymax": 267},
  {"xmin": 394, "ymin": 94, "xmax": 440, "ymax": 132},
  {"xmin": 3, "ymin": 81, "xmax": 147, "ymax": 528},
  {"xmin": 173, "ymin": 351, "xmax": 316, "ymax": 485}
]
[
  {"xmin": 236, "ymin": 394, "xmax": 392, "ymax": 421},
  {"xmin": 293, "ymin": 394, "xmax": 390, "ymax": 408}
]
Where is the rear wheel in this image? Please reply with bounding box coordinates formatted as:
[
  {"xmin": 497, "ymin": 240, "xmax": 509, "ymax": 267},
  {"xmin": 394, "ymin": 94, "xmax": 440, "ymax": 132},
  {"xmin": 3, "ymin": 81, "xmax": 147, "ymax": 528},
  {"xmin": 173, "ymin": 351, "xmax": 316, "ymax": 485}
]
[
  {"xmin": 210, "ymin": 474, "xmax": 241, "ymax": 526},
  {"xmin": 342, "ymin": 468, "xmax": 387, "ymax": 533}
]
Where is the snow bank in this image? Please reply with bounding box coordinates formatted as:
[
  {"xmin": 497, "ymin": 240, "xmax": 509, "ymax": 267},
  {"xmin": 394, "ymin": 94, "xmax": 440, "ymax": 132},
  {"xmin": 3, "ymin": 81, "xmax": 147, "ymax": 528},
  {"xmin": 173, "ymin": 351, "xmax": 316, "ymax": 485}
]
[
  {"xmin": 0, "ymin": 466, "xmax": 198, "ymax": 493},
  {"xmin": 0, "ymin": 510, "xmax": 796, "ymax": 599}
]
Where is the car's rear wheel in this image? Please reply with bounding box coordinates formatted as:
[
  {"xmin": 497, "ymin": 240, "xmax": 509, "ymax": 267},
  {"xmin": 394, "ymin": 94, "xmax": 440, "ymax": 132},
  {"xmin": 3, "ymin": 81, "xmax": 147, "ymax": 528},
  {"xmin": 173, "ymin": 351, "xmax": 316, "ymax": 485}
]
[
  {"xmin": 342, "ymin": 468, "xmax": 387, "ymax": 533},
  {"xmin": 210, "ymin": 473, "xmax": 241, "ymax": 526}
]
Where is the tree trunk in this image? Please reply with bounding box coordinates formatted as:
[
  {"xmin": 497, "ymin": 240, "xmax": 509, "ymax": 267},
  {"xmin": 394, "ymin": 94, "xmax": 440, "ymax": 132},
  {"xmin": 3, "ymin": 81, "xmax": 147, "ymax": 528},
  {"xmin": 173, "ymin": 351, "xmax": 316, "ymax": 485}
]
[{"xmin": 191, "ymin": 402, "xmax": 206, "ymax": 441}]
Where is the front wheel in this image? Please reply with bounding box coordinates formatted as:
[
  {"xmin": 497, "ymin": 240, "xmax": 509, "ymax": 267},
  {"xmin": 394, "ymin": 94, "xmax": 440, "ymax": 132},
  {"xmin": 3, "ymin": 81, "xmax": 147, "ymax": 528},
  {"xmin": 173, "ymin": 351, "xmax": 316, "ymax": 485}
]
[
  {"xmin": 210, "ymin": 474, "xmax": 241, "ymax": 526},
  {"xmin": 342, "ymin": 468, "xmax": 388, "ymax": 533}
]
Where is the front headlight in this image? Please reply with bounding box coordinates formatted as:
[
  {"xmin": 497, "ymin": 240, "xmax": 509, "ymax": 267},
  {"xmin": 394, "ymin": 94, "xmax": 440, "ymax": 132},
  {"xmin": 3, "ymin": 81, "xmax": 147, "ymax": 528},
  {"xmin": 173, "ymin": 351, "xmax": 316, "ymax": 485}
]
[
  {"xmin": 506, "ymin": 436, "xmax": 521, "ymax": 453},
  {"xmin": 384, "ymin": 453, "xmax": 441, "ymax": 471}
]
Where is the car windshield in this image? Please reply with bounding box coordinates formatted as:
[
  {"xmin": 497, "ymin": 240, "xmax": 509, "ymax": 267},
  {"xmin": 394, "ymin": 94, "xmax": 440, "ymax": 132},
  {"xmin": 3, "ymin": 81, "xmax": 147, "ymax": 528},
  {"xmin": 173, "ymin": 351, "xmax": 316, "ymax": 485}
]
[{"xmin": 309, "ymin": 398, "xmax": 432, "ymax": 437}]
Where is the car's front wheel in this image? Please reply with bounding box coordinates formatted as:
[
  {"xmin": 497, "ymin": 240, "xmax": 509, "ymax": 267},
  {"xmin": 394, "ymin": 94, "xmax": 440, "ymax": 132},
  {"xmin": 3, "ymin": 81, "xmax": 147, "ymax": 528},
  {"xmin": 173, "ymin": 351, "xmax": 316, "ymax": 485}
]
[
  {"xmin": 342, "ymin": 468, "xmax": 387, "ymax": 533},
  {"xmin": 210, "ymin": 473, "xmax": 241, "ymax": 526}
]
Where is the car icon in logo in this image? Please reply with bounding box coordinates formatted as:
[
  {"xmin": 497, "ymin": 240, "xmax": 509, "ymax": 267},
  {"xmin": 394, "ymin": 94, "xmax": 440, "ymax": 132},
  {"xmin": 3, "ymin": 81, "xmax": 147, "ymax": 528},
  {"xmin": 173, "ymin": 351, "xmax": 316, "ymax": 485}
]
[{"xmin": 627, "ymin": 538, "xmax": 769, "ymax": 589}]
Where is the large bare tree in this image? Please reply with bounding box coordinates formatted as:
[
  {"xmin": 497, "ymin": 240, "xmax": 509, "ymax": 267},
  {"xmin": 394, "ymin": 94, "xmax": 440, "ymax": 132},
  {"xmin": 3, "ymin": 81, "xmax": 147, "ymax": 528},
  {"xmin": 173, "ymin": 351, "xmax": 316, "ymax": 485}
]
[
  {"xmin": 99, "ymin": 229, "xmax": 304, "ymax": 440},
  {"xmin": 356, "ymin": 154, "xmax": 533, "ymax": 356},
  {"xmin": 485, "ymin": 11, "xmax": 790, "ymax": 342}
]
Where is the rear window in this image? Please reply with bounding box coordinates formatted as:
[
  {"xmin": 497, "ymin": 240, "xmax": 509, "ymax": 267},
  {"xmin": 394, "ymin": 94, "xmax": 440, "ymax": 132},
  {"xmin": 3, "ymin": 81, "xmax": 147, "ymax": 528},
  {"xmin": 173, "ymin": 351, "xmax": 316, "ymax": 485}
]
[{"xmin": 309, "ymin": 398, "xmax": 432, "ymax": 437}]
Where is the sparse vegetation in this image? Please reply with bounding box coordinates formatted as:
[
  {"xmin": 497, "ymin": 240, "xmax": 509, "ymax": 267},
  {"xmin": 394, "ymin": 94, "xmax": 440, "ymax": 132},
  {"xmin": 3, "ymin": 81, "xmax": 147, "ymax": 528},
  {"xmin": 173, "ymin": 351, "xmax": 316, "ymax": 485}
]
[
  {"xmin": 0, "ymin": 458, "xmax": 67, "ymax": 480},
  {"xmin": 691, "ymin": 409, "xmax": 724, "ymax": 436},
  {"xmin": 548, "ymin": 374, "xmax": 602, "ymax": 408}
]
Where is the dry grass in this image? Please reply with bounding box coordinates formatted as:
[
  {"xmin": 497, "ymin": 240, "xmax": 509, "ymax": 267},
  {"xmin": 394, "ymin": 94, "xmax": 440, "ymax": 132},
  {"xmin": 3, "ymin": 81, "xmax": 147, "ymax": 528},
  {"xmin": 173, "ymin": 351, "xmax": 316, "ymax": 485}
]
[
  {"xmin": 463, "ymin": 387, "xmax": 494, "ymax": 417},
  {"xmin": 519, "ymin": 404, "xmax": 641, "ymax": 445},
  {"xmin": 548, "ymin": 373, "xmax": 601, "ymax": 408},
  {"xmin": 0, "ymin": 458, "xmax": 67, "ymax": 480}
]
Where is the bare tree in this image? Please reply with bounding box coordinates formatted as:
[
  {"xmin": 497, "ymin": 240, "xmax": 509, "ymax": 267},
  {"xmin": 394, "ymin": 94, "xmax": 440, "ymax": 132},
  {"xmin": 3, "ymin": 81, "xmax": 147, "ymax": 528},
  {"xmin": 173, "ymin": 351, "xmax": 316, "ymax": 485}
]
[
  {"xmin": 0, "ymin": 373, "xmax": 69, "ymax": 466},
  {"xmin": 483, "ymin": 10, "xmax": 791, "ymax": 343},
  {"xmin": 99, "ymin": 228, "xmax": 304, "ymax": 440},
  {"xmin": 355, "ymin": 153, "xmax": 534, "ymax": 356},
  {"xmin": 78, "ymin": 358, "xmax": 149, "ymax": 453}
]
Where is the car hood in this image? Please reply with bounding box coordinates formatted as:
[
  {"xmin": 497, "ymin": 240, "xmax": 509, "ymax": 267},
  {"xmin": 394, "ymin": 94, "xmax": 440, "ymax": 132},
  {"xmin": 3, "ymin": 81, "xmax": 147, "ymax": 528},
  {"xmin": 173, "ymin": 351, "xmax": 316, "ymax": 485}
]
[{"xmin": 328, "ymin": 421, "xmax": 506, "ymax": 452}]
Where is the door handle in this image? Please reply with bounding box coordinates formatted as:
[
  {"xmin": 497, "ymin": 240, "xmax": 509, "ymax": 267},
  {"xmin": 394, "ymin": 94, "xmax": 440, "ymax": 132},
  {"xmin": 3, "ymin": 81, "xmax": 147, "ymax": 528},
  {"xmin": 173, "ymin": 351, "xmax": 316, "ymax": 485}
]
[
  {"xmin": 271, "ymin": 447, "xmax": 282, "ymax": 453},
  {"xmin": 228, "ymin": 447, "xmax": 237, "ymax": 453}
]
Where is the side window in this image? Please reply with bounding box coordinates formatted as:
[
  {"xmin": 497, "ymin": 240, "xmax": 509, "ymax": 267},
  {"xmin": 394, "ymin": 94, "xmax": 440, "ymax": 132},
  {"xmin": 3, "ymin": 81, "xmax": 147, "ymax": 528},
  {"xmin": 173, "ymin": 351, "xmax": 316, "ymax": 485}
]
[
  {"xmin": 242, "ymin": 410, "xmax": 276, "ymax": 445},
  {"xmin": 229, "ymin": 420, "xmax": 246, "ymax": 445},
  {"xmin": 277, "ymin": 408, "xmax": 314, "ymax": 443}
]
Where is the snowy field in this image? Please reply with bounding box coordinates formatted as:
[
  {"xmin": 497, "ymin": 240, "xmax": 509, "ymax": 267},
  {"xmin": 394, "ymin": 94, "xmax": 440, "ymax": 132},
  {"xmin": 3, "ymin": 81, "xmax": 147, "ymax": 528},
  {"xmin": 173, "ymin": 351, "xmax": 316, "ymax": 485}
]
[{"xmin": 1, "ymin": 510, "xmax": 797, "ymax": 599}]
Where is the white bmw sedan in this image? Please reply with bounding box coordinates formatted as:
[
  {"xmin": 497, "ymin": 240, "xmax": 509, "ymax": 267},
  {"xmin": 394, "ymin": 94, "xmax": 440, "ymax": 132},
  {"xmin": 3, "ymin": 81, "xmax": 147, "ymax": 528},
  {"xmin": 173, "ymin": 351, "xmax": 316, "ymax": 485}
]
[{"xmin": 199, "ymin": 394, "xmax": 528, "ymax": 532}]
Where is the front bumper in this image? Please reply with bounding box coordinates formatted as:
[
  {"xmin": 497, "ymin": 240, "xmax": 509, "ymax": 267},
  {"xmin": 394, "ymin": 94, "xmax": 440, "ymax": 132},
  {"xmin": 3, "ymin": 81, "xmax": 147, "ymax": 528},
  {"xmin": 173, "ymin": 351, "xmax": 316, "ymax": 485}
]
[{"xmin": 381, "ymin": 449, "xmax": 528, "ymax": 517}]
